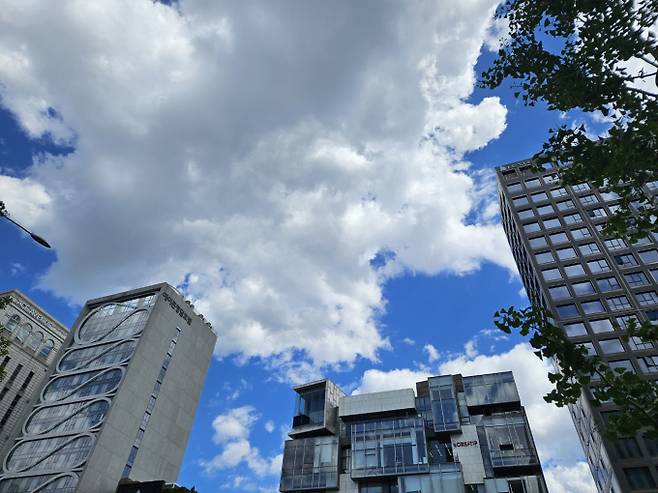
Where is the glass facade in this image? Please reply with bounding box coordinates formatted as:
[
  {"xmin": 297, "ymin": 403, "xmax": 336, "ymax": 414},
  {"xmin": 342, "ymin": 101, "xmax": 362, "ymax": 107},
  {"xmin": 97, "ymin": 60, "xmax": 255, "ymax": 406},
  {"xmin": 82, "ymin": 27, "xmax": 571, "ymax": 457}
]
[
  {"xmin": 295, "ymin": 388, "xmax": 326, "ymax": 427},
  {"xmin": 483, "ymin": 412, "xmax": 539, "ymax": 468},
  {"xmin": 428, "ymin": 376, "xmax": 459, "ymax": 432},
  {"xmin": 462, "ymin": 372, "xmax": 519, "ymax": 408},
  {"xmin": 280, "ymin": 436, "xmax": 339, "ymax": 491},
  {"xmin": 0, "ymin": 293, "xmax": 155, "ymax": 493}
]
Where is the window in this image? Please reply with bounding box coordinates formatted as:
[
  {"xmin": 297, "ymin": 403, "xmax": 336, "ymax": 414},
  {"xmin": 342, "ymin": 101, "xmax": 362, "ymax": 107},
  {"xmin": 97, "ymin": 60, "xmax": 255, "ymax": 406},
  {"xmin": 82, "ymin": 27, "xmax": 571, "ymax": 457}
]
[
  {"xmin": 6, "ymin": 315, "xmax": 19, "ymax": 333},
  {"xmin": 600, "ymin": 191, "xmax": 620, "ymax": 201},
  {"xmin": 524, "ymin": 222, "xmax": 541, "ymax": 233},
  {"xmin": 647, "ymin": 310, "xmax": 658, "ymax": 324},
  {"xmin": 556, "ymin": 304, "xmax": 579, "ymax": 318},
  {"xmin": 513, "ymin": 197, "xmax": 529, "ymax": 207},
  {"xmin": 542, "ymin": 268, "xmax": 562, "ymax": 281},
  {"xmin": 556, "ymin": 247, "xmax": 577, "ymax": 260},
  {"xmin": 604, "ymin": 238, "xmax": 626, "ymax": 250},
  {"xmin": 543, "ymin": 217, "xmax": 561, "ymax": 229},
  {"xmin": 564, "ymin": 323, "xmax": 587, "ymax": 337},
  {"xmin": 599, "ymin": 339, "xmax": 624, "ymax": 354},
  {"xmin": 549, "ymin": 285, "xmax": 570, "ymax": 300},
  {"xmin": 614, "ymin": 254, "xmax": 637, "ymax": 267},
  {"xmin": 587, "ymin": 259, "xmax": 610, "ymax": 273},
  {"xmin": 579, "ymin": 194, "xmax": 599, "ymax": 205},
  {"xmin": 571, "ymin": 183, "xmax": 590, "ymax": 192},
  {"xmin": 572, "ymin": 281, "xmax": 595, "ymax": 295},
  {"xmin": 624, "ymin": 272, "xmax": 649, "ymax": 287},
  {"xmin": 507, "ymin": 183, "xmax": 523, "ymax": 194},
  {"xmin": 39, "ymin": 340, "xmax": 55, "ymax": 359},
  {"xmin": 579, "ymin": 342, "xmax": 597, "ymax": 356},
  {"xmin": 607, "ymin": 296, "xmax": 632, "ymax": 311},
  {"xmin": 646, "ymin": 180, "xmax": 658, "ymax": 192},
  {"xmin": 530, "ymin": 191, "xmax": 548, "ymax": 202},
  {"xmin": 571, "ymin": 227, "xmax": 591, "ymax": 239},
  {"xmin": 549, "ymin": 232, "xmax": 569, "ymax": 244},
  {"xmin": 587, "ymin": 208, "xmax": 607, "ymax": 218},
  {"xmin": 638, "ymin": 249, "xmax": 658, "ymax": 264},
  {"xmin": 564, "ymin": 264, "xmax": 585, "ymax": 277},
  {"xmin": 550, "ymin": 188, "xmax": 568, "ymax": 198},
  {"xmin": 597, "ymin": 277, "xmax": 621, "ymax": 292},
  {"xmin": 623, "ymin": 467, "xmax": 656, "ymax": 490},
  {"xmin": 635, "ymin": 291, "xmax": 658, "ymax": 306},
  {"xmin": 579, "ymin": 243, "xmax": 600, "ymax": 256},
  {"xmin": 617, "ymin": 315, "xmax": 640, "ymax": 330},
  {"xmin": 525, "ymin": 178, "xmax": 541, "ymax": 189},
  {"xmin": 529, "ymin": 236, "xmax": 548, "ymax": 249},
  {"xmin": 609, "ymin": 360, "xmax": 635, "ymax": 374},
  {"xmin": 537, "ymin": 204, "xmax": 554, "ymax": 215},
  {"xmin": 556, "ymin": 200, "xmax": 575, "ymax": 211},
  {"xmin": 629, "ymin": 336, "xmax": 653, "ymax": 351},
  {"xmin": 582, "ymin": 301, "xmax": 605, "ymax": 314},
  {"xmin": 518, "ymin": 209, "xmax": 534, "ymax": 220},
  {"xmin": 564, "ymin": 213, "xmax": 582, "ymax": 225},
  {"xmin": 590, "ymin": 319, "xmax": 614, "ymax": 334},
  {"xmin": 535, "ymin": 252, "xmax": 555, "ymax": 264},
  {"xmin": 638, "ymin": 356, "xmax": 658, "ymax": 374},
  {"xmin": 614, "ymin": 438, "xmax": 642, "ymax": 459},
  {"xmin": 652, "ymin": 269, "xmax": 658, "ymax": 282},
  {"xmin": 544, "ymin": 173, "xmax": 558, "ymax": 183}
]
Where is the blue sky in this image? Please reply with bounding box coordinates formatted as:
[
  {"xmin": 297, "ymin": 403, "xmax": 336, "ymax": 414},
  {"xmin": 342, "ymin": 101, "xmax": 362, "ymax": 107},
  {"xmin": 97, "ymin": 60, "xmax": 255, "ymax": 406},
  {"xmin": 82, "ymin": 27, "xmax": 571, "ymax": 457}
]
[{"xmin": 0, "ymin": 2, "xmax": 597, "ymax": 492}]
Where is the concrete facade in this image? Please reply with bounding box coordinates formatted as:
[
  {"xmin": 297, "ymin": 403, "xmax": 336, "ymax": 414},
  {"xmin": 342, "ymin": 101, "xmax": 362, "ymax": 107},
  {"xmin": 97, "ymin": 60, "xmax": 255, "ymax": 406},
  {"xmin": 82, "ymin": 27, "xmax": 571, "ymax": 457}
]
[
  {"xmin": 0, "ymin": 290, "xmax": 68, "ymax": 452},
  {"xmin": 280, "ymin": 371, "xmax": 547, "ymax": 493},
  {"xmin": 0, "ymin": 283, "xmax": 216, "ymax": 493},
  {"xmin": 496, "ymin": 160, "xmax": 658, "ymax": 492}
]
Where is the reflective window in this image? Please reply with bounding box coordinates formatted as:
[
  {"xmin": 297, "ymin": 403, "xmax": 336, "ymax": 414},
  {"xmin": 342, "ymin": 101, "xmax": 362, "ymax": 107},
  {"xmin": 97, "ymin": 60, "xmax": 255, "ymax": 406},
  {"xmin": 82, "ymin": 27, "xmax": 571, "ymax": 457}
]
[
  {"xmin": 6, "ymin": 435, "xmax": 93, "ymax": 473},
  {"xmin": 604, "ymin": 238, "xmax": 626, "ymax": 250},
  {"xmin": 280, "ymin": 436, "xmax": 339, "ymax": 491},
  {"xmin": 513, "ymin": 197, "xmax": 529, "ymax": 207},
  {"xmin": 78, "ymin": 306, "xmax": 149, "ymax": 343},
  {"xmin": 599, "ymin": 339, "xmax": 624, "ymax": 354},
  {"xmin": 587, "ymin": 208, "xmax": 607, "ymax": 218},
  {"xmin": 607, "ymin": 296, "xmax": 632, "ymax": 311},
  {"xmin": 350, "ymin": 418, "xmax": 428, "ymax": 478},
  {"xmin": 537, "ymin": 205, "xmax": 554, "ymax": 216},
  {"xmin": 550, "ymin": 188, "xmax": 568, "ymax": 198},
  {"xmin": 543, "ymin": 218, "xmax": 561, "ymax": 229},
  {"xmin": 624, "ymin": 272, "xmax": 649, "ymax": 287},
  {"xmin": 549, "ymin": 232, "xmax": 569, "ymax": 245},
  {"xmin": 564, "ymin": 264, "xmax": 585, "ymax": 278},
  {"xmin": 579, "ymin": 342, "xmax": 597, "ymax": 356},
  {"xmin": 617, "ymin": 315, "xmax": 640, "ymax": 330},
  {"xmin": 507, "ymin": 183, "xmax": 523, "ymax": 194},
  {"xmin": 59, "ymin": 340, "xmax": 138, "ymax": 372},
  {"xmin": 15, "ymin": 323, "xmax": 32, "ymax": 343},
  {"xmin": 525, "ymin": 179, "xmax": 541, "ymax": 189},
  {"xmin": 579, "ymin": 194, "xmax": 599, "ymax": 205},
  {"xmin": 0, "ymin": 474, "xmax": 78, "ymax": 493},
  {"xmin": 463, "ymin": 372, "xmax": 519, "ymax": 407},
  {"xmin": 556, "ymin": 305, "xmax": 578, "ymax": 318},
  {"xmin": 587, "ymin": 259, "xmax": 610, "ymax": 273},
  {"xmin": 571, "ymin": 183, "xmax": 590, "ymax": 192},
  {"xmin": 635, "ymin": 291, "xmax": 658, "ymax": 306},
  {"xmin": 564, "ymin": 323, "xmax": 587, "ymax": 337},
  {"xmin": 638, "ymin": 356, "xmax": 658, "ymax": 374},
  {"xmin": 623, "ymin": 467, "xmax": 656, "ymax": 490},
  {"xmin": 524, "ymin": 222, "xmax": 541, "ymax": 234},
  {"xmin": 572, "ymin": 281, "xmax": 595, "ymax": 295},
  {"xmin": 638, "ymin": 249, "xmax": 658, "ymax": 264},
  {"xmin": 609, "ymin": 360, "xmax": 635, "ymax": 373},
  {"xmin": 556, "ymin": 247, "xmax": 577, "ymax": 260},
  {"xmin": 614, "ymin": 254, "xmax": 637, "ymax": 268},
  {"xmin": 628, "ymin": 336, "xmax": 653, "ymax": 351},
  {"xmin": 294, "ymin": 388, "xmax": 326, "ymax": 427},
  {"xmin": 25, "ymin": 400, "xmax": 109, "ymax": 435},
  {"xmin": 589, "ymin": 319, "xmax": 614, "ymax": 334},
  {"xmin": 571, "ymin": 227, "xmax": 591, "ymax": 239},
  {"xmin": 26, "ymin": 331, "xmax": 43, "ymax": 351},
  {"xmin": 535, "ymin": 252, "xmax": 554, "ymax": 264},
  {"xmin": 564, "ymin": 213, "xmax": 582, "ymax": 225},
  {"xmin": 579, "ymin": 243, "xmax": 600, "ymax": 256},
  {"xmin": 542, "ymin": 268, "xmax": 562, "ymax": 281},
  {"xmin": 518, "ymin": 209, "xmax": 534, "ymax": 220},
  {"xmin": 6, "ymin": 315, "xmax": 19, "ymax": 333},
  {"xmin": 529, "ymin": 237, "xmax": 548, "ymax": 249},
  {"xmin": 652, "ymin": 269, "xmax": 658, "ymax": 283},
  {"xmin": 549, "ymin": 285, "xmax": 570, "ymax": 300},
  {"xmin": 484, "ymin": 412, "xmax": 538, "ymax": 468},
  {"xmin": 597, "ymin": 277, "xmax": 620, "ymax": 292},
  {"xmin": 43, "ymin": 369, "xmax": 122, "ymax": 402},
  {"xmin": 556, "ymin": 200, "xmax": 575, "ymax": 211},
  {"xmin": 530, "ymin": 192, "xmax": 548, "ymax": 202},
  {"xmin": 582, "ymin": 301, "xmax": 605, "ymax": 314},
  {"xmin": 39, "ymin": 340, "xmax": 55, "ymax": 359},
  {"xmin": 601, "ymin": 191, "xmax": 620, "ymax": 201},
  {"xmin": 429, "ymin": 376, "xmax": 459, "ymax": 432}
]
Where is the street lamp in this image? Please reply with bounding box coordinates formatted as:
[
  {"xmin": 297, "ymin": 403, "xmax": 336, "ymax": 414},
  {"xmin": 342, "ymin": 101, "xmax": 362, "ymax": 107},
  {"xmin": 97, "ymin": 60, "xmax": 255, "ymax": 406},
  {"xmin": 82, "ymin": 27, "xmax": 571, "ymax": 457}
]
[{"xmin": 0, "ymin": 202, "xmax": 51, "ymax": 249}]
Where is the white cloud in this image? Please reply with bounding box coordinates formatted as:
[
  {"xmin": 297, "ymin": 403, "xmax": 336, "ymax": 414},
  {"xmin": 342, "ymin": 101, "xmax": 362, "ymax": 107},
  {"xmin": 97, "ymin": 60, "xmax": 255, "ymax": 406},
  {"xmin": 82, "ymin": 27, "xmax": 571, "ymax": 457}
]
[
  {"xmin": 423, "ymin": 343, "xmax": 439, "ymax": 363},
  {"xmin": 203, "ymin": 405, "xmax": 281, "ymax": 478},
  {"xmin": 402, "ymin": 337, "xmax": 416, "ymax": 346},
  {"xmin": 545, "ymin": 462, "xmax": 597, "ymax": 493},
  {"xmin": 0, "ymin": 0, "xmax": 515, "ymax": 380},
  {"xmin": 354, "ymin": 368, "xmax": 432, "ymax": 395},
  {"xmin": 264, "ymin": 420, "xmax": 275, "ymax": 433}
]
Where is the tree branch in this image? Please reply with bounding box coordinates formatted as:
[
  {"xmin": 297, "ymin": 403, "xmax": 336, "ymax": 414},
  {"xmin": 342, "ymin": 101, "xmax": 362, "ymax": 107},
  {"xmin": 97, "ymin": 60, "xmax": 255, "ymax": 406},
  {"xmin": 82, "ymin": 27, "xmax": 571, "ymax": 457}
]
[
  {"xmin": 626, "ymin": 85, "xmax": 658, "ymax": 99},
  {"xmin": 638, "ymin": 54, "xmax": 658, "ymax": 69}
]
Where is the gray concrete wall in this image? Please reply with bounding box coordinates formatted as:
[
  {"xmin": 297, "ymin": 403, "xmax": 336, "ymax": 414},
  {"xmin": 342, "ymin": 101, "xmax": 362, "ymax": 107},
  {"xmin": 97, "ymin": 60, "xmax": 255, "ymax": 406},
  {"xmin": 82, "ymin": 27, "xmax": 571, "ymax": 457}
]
[{"xmin": 338, "ymin": 388, "xmax": 415, "ymax": 418}]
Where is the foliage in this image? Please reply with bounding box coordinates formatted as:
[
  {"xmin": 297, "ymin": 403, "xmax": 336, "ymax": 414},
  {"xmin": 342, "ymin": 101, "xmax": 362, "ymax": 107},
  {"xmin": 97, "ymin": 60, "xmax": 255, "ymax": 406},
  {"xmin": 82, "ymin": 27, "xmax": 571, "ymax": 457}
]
[
  {"xmin": 162, "ymin": 485, "xmax": 198, "ymax": 493},
  {"xmin": 494, "ymin": 306, "xmax": 658, "ymax": 438},
  {"xmin": 480, "ymin": 0, "xmax": 658, "ymax": 241}
]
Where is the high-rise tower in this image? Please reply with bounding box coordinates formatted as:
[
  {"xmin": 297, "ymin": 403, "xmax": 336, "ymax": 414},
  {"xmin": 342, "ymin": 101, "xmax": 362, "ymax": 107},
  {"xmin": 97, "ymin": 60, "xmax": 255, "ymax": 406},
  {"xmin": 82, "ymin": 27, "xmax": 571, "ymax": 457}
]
[
  {"xmin": 496, "ymin": 160, "xmax": 658, "ymax": 492},
  {"xmin": 280, "ymin": 372, "xmax": 547, "ymax": 493},
  {"xmin": 0, "ymin": 283, "xmax": 216, "ymax": 493}
]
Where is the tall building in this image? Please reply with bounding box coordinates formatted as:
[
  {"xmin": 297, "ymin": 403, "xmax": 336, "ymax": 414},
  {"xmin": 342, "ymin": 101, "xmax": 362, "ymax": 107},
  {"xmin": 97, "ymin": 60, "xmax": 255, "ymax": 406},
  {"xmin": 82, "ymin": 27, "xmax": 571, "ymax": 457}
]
[
  {"xmin": 496, "ymin": 160, "xmax": 658, "ymax": 492},
  {"xmin": 280, "ymin": 372, "xmax": 547, "ymax": 493},
  {"xmin": 0, "ymin": 283, "xmax": 216, "ymax": 493},
  {"xmin": 0, "ymin": 290, "xmax": 68, "ymax": 451}
]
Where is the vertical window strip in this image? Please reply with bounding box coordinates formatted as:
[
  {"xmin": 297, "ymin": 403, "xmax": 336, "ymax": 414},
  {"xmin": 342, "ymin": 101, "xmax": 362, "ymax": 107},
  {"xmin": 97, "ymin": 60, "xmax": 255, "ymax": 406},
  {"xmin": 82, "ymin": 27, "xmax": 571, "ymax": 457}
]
[{"xmin": 122, "ymin": 327, "xmax": 181, "ymax": 478}]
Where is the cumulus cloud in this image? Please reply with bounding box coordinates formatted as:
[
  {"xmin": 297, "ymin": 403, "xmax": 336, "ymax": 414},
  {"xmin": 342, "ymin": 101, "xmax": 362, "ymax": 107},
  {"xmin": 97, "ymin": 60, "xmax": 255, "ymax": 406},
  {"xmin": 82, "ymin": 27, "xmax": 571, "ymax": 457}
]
[
  {"xmin": 354, "ymin": 367, "xmax": 432, "ymax": 395},
  {"xmin": 545, "ymin": 463, "xmax": 597, "ymax": 493},
  {"xmin": 0, "ymin": 0, "xmax": 514, "ymax": 379},
  {"xmin": 423, "ymin": 343, "xmax": 439, "ymax": 363},
  {"xmin": 203, "ymin": 406, "xmax": 281, "ymax": 478}
]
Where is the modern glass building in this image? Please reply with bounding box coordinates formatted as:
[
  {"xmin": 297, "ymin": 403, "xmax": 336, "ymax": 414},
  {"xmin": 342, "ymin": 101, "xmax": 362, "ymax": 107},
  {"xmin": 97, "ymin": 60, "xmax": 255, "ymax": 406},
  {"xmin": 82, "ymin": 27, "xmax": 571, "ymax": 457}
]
[
  {"xmin": 0, "ymin": 283, "xmax": 216, "ymax": 493},
  {"xmin": 0, "ymin": 290, "xmax": 68, "ymax": 452},
  {"xmin": 280, "ymin": 372, "xmax": 546, "ymax": 493},
  {"xmin": 496, "ymin": 160, "xmax": 658, "ymax": 492}
]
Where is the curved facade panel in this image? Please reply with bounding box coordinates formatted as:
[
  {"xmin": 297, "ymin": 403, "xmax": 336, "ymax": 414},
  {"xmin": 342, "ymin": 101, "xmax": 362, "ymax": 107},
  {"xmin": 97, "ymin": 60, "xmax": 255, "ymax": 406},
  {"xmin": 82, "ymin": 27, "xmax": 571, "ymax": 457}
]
[{"xmin": 0, "ymin": 295, "xmax": 155, "ymax": 492}]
